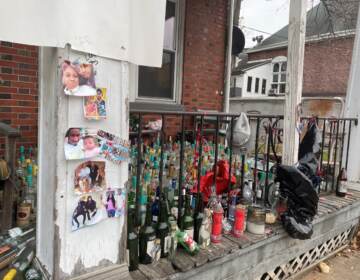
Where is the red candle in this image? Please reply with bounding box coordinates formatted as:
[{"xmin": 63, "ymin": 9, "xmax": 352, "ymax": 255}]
[{"xmin": 232, "ymin": 205, "xmax": 246, "ymax": 237}]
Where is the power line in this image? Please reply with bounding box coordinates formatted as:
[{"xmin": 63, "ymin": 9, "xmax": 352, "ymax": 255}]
[{"xmin": 241, "ymin": 25, "xmax": 288, "ymax": 40}]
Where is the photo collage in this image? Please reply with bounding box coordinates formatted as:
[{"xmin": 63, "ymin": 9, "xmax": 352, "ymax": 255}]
[{"xmin": 61, "ymin": 58, "xmax": 128, "ymax": 231}]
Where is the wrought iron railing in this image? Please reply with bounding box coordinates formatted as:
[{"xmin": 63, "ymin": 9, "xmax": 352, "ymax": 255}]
[{"xmin": 128, "ymin": 111, "xmax": 357, "ymax": 226}]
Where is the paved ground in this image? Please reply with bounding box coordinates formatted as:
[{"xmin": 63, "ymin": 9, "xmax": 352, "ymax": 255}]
[{"xmin": 300, "ymin": 234, "xmax": 360, "ymax": 280}]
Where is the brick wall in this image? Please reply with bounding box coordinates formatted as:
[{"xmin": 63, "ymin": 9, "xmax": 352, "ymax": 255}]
[
  {"xmin": 182, "ymin": 0, "xmax": 227, "ymax": 111},
  {"xmin": 247, "ymin": 37, "xmax": 355, "ymax": 97},
  {"xmin": 0, "ymin": 41, "xmax": 38, "ymax": 157},
  {"xmin": 158, "ymin": 0, "xmax": 228, "ymax": 138}
]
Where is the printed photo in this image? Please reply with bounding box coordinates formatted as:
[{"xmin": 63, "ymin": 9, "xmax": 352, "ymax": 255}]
[
  {"xmin": 71, "ymin": 193, "xmax": 105, "ymax": 231},
  {"xmin": 96, "ymin": 129, "xmax": 130, "ymax": 165},
  {"xmin": 84, "ymin": 88, "xmax": 107, "ymax": 120},
  {"xmin": 97, "ymin": 130, "xmax": 130, "ymax": 148},
  {"xmin": 102, "ymin": 188, "xmax": 126, "ymax": 218},
  {"xmin": 100, "ymin": 142, "xmax": 129, "ymax": 164},
  {"xmin": 64, "ymin": 128, "xmax": 101, "ymax": 160},
  {"xmin": 61, "ymin": 60, "xmax": 96, "ymax": 96},
  {"xmin": 74, "ymin": 161, "xmax": 106, "ymax": 195}
]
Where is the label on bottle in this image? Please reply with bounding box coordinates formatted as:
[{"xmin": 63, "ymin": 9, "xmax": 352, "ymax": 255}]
[
  {"xmin": 25, "ymin": 268, "xmax": 40, "ymax": 280},
  {"xmin": 126, "ymin": 249, "xmax": 129, "ymax": 265},
  {"xmin": 164, "ymin": 236, "xmax": 172, "ymax": 254},
  {"xmin": 338, "ymin": 181, "xmax": 347, "ymax": 194},
  {"xmin": 146, "ymin": 240, "xmax": 155, "ymax": 259},
  {"xmin": 152, "ymin": 215, "xmax": 158, "ymax": 223},
  {"xmin": 185, "ymin": 228, "xmax": 194, "ymax": 239},
  {"xmin": 171, "ymin": 207, "xmax": 178, "ymax": 219}
]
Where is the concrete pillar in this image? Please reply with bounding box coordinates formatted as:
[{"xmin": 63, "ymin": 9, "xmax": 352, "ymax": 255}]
[{"xmin": 37, "ymin": 47, "xmax": 129, "ymax": 279}]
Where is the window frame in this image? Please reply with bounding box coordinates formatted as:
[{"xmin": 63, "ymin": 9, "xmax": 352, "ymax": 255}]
[
  {"xmin": 129, "ymin": 0, "xmax": 185, "ymax": 104},
  {"xmin": 271, "ymin": 56, "xmax": 287, "ymax": 95},
  {"xmin": 261, "ymin": 79, "xmax": 266, "ymax": 95},
  {"xmin": 247, "ymin": 76, "xmax": 252, "ymax": 93},
  {"xmin": 255, "ymin": 77, "xmax": 260, "ymax": 94}
]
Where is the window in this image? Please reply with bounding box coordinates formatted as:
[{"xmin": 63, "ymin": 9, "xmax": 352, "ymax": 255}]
[
  {"xmin": 134, "ymin": 0, "xmax": 184, "ymax": 103},
  {"xmin": 271, "ymin": 56, "xmax": 287, "ymax": 95},
  {"xmin": 255, "ymin": 78, "xmax": 260, "ymax": 93},
  {"xmin": 247, "ymin": 76, "xmax": 252, "ymax": 92},
  {"xmin": 261, "ymin": 79, "xmax": 266, "ymax": 94}
]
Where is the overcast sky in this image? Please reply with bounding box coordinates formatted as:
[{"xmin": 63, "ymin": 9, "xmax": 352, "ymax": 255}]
[{"xmin": 240, "ymin": 0, "xmax": 321, "ymax": 48}]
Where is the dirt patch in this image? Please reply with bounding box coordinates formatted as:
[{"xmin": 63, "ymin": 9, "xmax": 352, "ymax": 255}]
[{"xmin": 300, "ymin": 230, "xmax": 360, "ymax": 280}]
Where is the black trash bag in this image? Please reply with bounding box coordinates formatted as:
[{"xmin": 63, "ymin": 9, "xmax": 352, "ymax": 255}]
[
  {"xmin": 277, "ymin": 165, "xmax": 319, "ymax": 239},
  {"xmin": 281, "ymin": 214, "xmax": 313, "ymax": 240},
  {"xmin": 298, "ymin": 121, "xmax": 321, "ymax": 160},
  {"xmin": 297, "ymin": 120, "xmax": 322, "ymax": 191}
]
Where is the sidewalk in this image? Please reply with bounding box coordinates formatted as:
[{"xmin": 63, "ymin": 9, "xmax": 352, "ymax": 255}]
[{"xmin": 300, "ymin": 232, "xmax": 360, "ymax": 280}]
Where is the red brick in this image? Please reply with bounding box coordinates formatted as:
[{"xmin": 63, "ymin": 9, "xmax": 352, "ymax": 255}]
[{"xmin": 247, "ymin": 37, "xmax": 355, "ymax": 97}]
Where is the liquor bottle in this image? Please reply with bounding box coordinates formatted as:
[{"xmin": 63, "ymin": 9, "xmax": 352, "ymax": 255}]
[
  {"xmin": 24, "ymin": 267, "xmax": 42, "ymax": 280},
  {"xmin": 139, "ymin": 203, "xmax": 156, "ymax": 264},
  {"xmin": 193, "ymin": 194, "xmax": 204, "ymax": 243},
  {"xmin": 151, "ymin": 188, "xmax": 160, "ymax": 223},
  {"xmin": 127, "ymin": 206, "xmax": 139, "ymax": 271},
  {"xmin": 181, "ymin": 194, "xmax": 194, "ymax": 239},
  {"xmin": 171, "ymin": 196, "xmax": 179, "ymax": 220},
  {"xmin": 199, "ymin": 208, "xmax": 211, "ymax": 248},
  {"xmin": 336, "ymin": 168, "xmax": 347, "ymax": 197},
  {"xmin": 156, "ymin": 197, "xmax": 171, "ymax": 258},
  {"xmin": 168, "ymin": 220, "xmax": 178, "ymax": 260},
  {"xmin": 228, "ymin": 194, "xmax": 237, "ymax": 222}
]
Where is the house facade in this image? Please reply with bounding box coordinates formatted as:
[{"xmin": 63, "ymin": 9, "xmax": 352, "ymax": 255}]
[
  {"xmin": 0, "ymin": 0, "xmax": 228, "ymax": 156},
  {"xmin": 231, "ymin": 1, "xmax": 358, "ymax": 99}
]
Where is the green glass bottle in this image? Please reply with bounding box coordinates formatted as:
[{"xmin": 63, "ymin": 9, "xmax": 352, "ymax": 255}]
[
  {"xmin": 139, "ymin": 203, "xmax": 156, "ymax": 264},
  {"xmin": 156, "ymin": 197, "xmax": 171, "ymax": 258},
  {"xmin": 127, "ymin": 206, "xmax": 139, "ymax": 271},
  {"xmin": 181, "ymin": 194, "xmax": 194, "ymax": 239},
  {"xmin": 193, "ymin": 194, "xmax": 204, "ymax": 243}
]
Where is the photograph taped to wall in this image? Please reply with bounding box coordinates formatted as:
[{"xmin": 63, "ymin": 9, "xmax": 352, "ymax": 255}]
[
  {"xmin": 71, "ymin": 193, "xmax": 105, "ymax": 231},
  {"xmin": 84, "ymin": 88, "xmax": 107, "ymax": 120},
  {"xmin": 64, "ymin": 128, "xmax": 101, "ymax": 160},
  {"xmin": 102, "ymin": 188, "xmax": 126, "ymax": 218},
  {"xmin": 97, "ymin": 129, "xmax": 130, "ymax": 148},
  {"xmin": 74, "ymin": 161, "xmax": 106, "ymax": 195},
  {"xmin": 97, "ymin": 130, "xmax": 130, "ymax": 164},
  {"xmin": 61, "ymin": 60, "xmax": 96, "ymax": 96}
]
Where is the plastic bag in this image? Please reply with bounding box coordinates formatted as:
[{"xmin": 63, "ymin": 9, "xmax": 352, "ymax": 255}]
[
  {"xmin": 199, "ymin": 160, "xmax": 236, "ymax": 203},
  {"xmin": 227, "ymin": 113, "xmax": 251, "ymax": 147}
]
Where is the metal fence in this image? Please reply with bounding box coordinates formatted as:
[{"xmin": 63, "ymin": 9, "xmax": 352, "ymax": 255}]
[{"xmin": 128, "ymin": 111, "xmax": 357, "ymax": 226}]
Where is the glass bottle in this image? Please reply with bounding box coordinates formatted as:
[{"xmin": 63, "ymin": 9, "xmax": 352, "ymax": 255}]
[
  {"xmin": 181, "ymin": 194, "xmax": 194, "ymax": 239},
  {"xmin": 336, "ymin": 168, "xmax": 347, "ymax": 197},
  {"xmin": 139, "ymin": 203, "xmax": 156, "ymax": 264},
  {"xmin": 193, "ymin": 194, "xmax": 204, "ymax": 243},
  {"xmin": 127, "ymin": 206, "xmax": 139, "ymax": 271},
  {"xmin": 156, "ymin": 197, "xmax": 171, "ymax": 258}
]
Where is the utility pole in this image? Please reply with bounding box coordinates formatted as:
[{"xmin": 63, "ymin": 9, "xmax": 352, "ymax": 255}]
[{"xmin": 282, "ymin": 0, "xmax": 307, "ymax": 165}]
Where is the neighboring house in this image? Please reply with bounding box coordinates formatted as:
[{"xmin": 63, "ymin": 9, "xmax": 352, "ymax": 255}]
[{"xmin": 231, "ymin": 0, "xmax": 359, "ymax": 99}]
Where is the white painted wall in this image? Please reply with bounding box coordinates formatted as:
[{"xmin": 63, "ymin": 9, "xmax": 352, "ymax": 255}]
[
  {"xmin": 38, "ymin": 47, "xmax": 129, "ymax": 279},
  {"xmin": 344, "ymin": 1, "xmax": 360, "ymax": 183},
  {"xmin": 231, "ymin": 63, "xmax": 272, "ymax": 98}
]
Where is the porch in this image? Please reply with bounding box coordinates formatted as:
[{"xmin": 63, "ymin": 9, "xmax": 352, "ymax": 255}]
[
  {"xmin": 126, "ymin": 110, "xmax": 360, "ymax": 280},
  {"xmin": 129, "ymin": 188, "xmax": 360, "ymax": 280}
]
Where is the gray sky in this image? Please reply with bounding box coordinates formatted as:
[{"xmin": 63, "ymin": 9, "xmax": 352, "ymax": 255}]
[{"xmin": 240, "ymin": 0, "xmax": 321, "ymax": 48}]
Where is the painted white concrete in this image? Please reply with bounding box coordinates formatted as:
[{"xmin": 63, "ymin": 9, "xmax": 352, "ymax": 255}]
[
  {"xmin": 231, "ymin": 63, "xmax": 272, "ymax": 98},
  {"xmin": 282, "ymin": 0, "xmax": 307, "ymax": 165},
  {"xmin": 344, "ymin": 1, "xmax": 360, "ymax": 183},
  {"xmin": 38, "ymin": 47, "xmax": 129, "ymax": 278}
]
